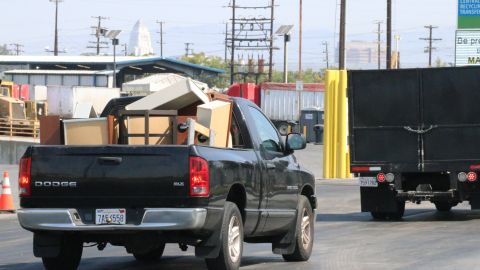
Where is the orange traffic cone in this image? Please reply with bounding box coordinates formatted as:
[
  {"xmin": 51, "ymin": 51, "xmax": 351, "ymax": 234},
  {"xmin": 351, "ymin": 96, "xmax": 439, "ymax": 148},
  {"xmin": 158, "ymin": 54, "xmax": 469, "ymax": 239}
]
[{"xmin": 0, "ymin": 171, "xmax": 15, "ymax": 212}]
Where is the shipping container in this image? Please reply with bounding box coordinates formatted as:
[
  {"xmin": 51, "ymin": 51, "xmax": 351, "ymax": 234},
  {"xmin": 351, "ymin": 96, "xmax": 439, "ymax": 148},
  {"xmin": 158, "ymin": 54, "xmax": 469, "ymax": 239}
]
[{"xmin": 259, "ymin": 83, "xmax": 324, "ymax": 134}]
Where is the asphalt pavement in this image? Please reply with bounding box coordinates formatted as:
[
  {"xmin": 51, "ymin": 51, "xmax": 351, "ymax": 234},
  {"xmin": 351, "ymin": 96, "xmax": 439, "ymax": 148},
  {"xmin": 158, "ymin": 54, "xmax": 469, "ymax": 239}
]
[{"xmin": 2, "ymin": 145, "xmax": 480, "ymax": 269}]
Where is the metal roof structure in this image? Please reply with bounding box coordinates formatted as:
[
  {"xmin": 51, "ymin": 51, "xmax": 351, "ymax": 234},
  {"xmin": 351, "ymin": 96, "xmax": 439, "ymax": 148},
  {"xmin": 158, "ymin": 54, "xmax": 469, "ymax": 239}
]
[{"xmin": 0, "ymin": 55, "xmax": 224, "ymax": 87}]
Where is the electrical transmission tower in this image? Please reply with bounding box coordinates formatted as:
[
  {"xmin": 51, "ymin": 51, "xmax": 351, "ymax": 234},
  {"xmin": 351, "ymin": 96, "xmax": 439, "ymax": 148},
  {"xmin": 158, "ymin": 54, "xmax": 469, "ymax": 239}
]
[
  {"xmin": 322, "ymin": 41, "xmax": 329, "ymax": 69},
  {"xmin": 374, "ymin": 21, "xmax": 384, "ymax": 69},
  {"xmin": 49, "ymin": 0, "xmax": 63, "ymax": 56},
  {"xmin": 228, "ymin": 0, "xmax": 275, "ymax": 84},
  {"xmin": 156, "ymin": 20, "xmax": 165, "ymax": 57},
  {"xmin": 420, "ymin": 25, "xmax": 442, "ymax": 67},
  {"xmin": 87, "ymin": 16, "xmax": 109, "ymax": 55},
  {"xmin": 9, "ymin": 43, "xmax": 24, "ymax": 56},
  {"xmin": 184, "ymin": 43, "xmax": 194, "ymax": 57}
]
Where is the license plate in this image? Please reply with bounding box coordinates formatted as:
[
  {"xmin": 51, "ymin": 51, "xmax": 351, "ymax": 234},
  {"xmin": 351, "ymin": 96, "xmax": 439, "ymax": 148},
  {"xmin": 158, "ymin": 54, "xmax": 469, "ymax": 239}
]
[
  {"xmin": 95, "ymin": 209, "xmax": 126, "ymax": 225},
  {"xmin": 359, "ymin": 177, "xmax": 378, "ymax": 187}
]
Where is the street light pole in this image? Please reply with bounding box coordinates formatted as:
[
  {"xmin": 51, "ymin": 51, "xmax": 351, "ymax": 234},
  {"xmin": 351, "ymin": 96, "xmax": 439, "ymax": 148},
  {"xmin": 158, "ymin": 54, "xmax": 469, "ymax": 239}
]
[
  {"xmin": 50, "ymin": 0, "xmax": 63, "ymax": 56},
  {"xmin": 283, "ymin": 34, "xmax": 290, "ymax": 83},
  {"xmin": 112, "ymin": 38, "xmax": 118, "ymax": 88}
]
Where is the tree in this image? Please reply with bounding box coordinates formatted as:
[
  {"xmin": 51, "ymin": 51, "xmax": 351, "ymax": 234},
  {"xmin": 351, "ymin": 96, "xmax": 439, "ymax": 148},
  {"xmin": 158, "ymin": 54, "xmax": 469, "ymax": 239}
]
[{"xmin": 0, "ymin": 44, "xmax": 11, "ymax": 55}]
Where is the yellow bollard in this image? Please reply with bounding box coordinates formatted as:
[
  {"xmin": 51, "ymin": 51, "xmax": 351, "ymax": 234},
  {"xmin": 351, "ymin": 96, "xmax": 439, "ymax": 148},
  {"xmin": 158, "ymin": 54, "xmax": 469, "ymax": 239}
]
[
  {"xmin": 336, "ymin": 70, "xmax": 349, "ymax": 178},
  {"xmin": 323, "ymin": 70, "xmax": 335, "ymax": 178}
]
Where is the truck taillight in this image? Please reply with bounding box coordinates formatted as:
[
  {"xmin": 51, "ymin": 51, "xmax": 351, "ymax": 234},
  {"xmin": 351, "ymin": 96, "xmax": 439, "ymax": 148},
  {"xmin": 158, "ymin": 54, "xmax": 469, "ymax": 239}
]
[
  {"xmin": 19, "ymin": 157, "xmax": 31, "ymax": 197},
  {"xmin": 377, "ymin": 173, "xmax": 386, "ymax": 183},
  {"xmin": 467, "ymin": 172, "xmax": 477, "ymax": 182},
  {"xmin": 189, "ymin": 156, "xmax": 209, "ymax": 197}
]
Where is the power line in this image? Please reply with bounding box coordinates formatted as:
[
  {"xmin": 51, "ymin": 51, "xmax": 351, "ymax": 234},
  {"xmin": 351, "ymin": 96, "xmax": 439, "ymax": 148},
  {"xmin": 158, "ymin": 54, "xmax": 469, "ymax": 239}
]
[
  {"xmin": 87, "ymin": 16, "xmax": 109, "ymax": 55},
  {"xmin": 9, "ymin": 43, "xmax": 24, "ymax": 56},
  {"xmin": 156, "ymin": 20, "xmax": 165, "ymax": 57},
  {"xmin": 374, "ymin": 21, "xmax": 384, "ymax": 69},
  {"xmin": 419, "ymin": 25, "xmax": 442, "ymax": 67}
]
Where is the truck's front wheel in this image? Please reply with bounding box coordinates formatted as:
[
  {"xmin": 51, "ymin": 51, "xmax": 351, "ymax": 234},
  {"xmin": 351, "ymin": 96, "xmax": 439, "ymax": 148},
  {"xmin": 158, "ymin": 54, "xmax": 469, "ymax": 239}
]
[
  {"xmin": 205, "ymin": 202, "xmax": 243, "ymax": 270},
  {"xmin": 282, "ymin": 195, "xmax": 314, "ymax": 262},
  {"xmin": 42, "ymin": 236, "xmax": 83, "ymax": 270}
]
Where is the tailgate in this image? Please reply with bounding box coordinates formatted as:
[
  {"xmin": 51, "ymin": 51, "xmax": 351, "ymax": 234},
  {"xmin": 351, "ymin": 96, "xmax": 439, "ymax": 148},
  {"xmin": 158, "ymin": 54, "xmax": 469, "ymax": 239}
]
[{"xmin": 25, "ymin": 145, "xmax": 191, "ymax": 208}]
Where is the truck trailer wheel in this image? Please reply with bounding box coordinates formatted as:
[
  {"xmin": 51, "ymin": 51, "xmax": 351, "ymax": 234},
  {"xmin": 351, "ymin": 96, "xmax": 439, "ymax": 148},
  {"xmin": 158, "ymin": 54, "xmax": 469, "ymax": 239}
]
[
  {"xmin": 133, "ymin": 243, "xmax": 166, "ymax": 261},
  {"xmin": 371, "ymin": 201, "xmax": 405, "ymax": 221},
  {"xmin": 282, "ymin": 195, "xmax": 314, "ymax": 262},
  {"xmin": 42, "ymin": 236, "xmax": 83, "ymax": 270},
  {"xmin": 205, "ymin": 202, "xmax": 244, "ymax": 270},
  {"xmin": 434, "ymin": 202, "xmax": 453, "ymax": 212}
]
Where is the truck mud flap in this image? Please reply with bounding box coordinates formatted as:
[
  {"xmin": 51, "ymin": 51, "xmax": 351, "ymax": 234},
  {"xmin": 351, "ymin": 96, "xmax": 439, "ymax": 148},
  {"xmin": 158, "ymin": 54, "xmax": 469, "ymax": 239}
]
[
  {"xmin": 470, "ymin": 193, "xmax": 480, "ymax": 209},
  {"xmin": 360, "ymin": 186, "xmax": 400, "ymax": 213}
]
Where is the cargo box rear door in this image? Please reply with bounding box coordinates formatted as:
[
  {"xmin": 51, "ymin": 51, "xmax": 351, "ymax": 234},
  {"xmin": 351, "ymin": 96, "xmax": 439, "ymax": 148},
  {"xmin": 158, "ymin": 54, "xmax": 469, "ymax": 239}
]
[
  {"xmin": 422, "ymin": 68, "xmax": 480, "ymax": 170},
  {"xmin": 349, "ymin": 69, "xmax": 421, "ymax": 170}
]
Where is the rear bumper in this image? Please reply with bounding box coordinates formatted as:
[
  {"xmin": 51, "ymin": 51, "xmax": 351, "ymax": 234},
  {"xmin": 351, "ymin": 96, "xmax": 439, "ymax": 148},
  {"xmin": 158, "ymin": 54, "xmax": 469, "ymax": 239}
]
[{"xmin": 17, "ymin": 208, "xmax": 207, "ymax": 231}]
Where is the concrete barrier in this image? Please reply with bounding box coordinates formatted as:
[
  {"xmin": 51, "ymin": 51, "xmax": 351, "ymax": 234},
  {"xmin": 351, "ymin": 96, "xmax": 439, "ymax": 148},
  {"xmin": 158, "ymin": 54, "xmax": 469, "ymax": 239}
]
[{"xmin": 0, "ymin": 136, "xmax": 38, "ymax": 164}]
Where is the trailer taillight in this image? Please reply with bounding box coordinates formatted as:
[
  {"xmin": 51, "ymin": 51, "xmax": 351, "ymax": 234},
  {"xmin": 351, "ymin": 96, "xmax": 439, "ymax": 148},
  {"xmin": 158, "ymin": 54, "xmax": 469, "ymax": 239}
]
[
  {"xmin": 377, "ymin": 173, "xmax": 386, "ymax": 183},
  {"xmin": 19, "ymin": 157, "xmax": 31, "ymax": 197},
  {"xmin": 189, "ymin": 156, "xmax": 209, "ymax": 197},
  {"xmin": 467, "ymin": 172, "xmax": 477, "ymax": 182}
]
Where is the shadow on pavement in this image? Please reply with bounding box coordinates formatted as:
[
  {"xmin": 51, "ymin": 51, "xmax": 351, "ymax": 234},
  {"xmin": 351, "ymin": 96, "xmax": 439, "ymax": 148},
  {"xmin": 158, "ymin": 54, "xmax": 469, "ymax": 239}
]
[
  {"xmin": 0, "ymin": 255, "xmax": 284, "ymax": 270},
  {"xmin": 315, "ymin": 209, "xmax": 480, "ymax": 223}
]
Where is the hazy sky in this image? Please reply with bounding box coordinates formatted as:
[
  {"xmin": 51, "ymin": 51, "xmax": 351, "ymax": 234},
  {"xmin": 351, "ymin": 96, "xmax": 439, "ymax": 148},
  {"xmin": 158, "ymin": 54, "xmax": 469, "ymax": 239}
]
[{"xmin": 1, "ymin": 0, "xmax": 457, "ymax": 69}]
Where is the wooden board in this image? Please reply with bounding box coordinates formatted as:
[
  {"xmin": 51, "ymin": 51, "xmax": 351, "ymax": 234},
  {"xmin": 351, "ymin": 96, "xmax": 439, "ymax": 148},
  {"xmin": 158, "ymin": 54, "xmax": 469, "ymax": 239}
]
[
  {"xmin": 40, "ymin": 115, "xmax": 61, "ymax": 145},
  {"xmin": 63, "ymin": 118, "xmax": 108, "ymax": 145},
  {"xmin": 196, "ymin": 100, "xmax": 232, "ymax": 148},
  {"xmin": 126, "ymin": 116, "xmax": 172, "ymax": 145}
]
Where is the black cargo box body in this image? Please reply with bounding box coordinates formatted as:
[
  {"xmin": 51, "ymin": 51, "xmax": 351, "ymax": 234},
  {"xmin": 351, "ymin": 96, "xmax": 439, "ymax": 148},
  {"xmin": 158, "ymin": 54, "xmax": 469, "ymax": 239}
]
[{"xmin": 348, "ymin": 67, "xmax": 480, "ymax": 173}]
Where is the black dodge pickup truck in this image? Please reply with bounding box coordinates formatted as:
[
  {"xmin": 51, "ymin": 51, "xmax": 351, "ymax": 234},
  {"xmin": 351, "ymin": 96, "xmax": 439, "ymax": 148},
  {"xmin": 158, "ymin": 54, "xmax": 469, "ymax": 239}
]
[{"xmin": 17, "ymin": 97, "xmax": 316, "ymax": 270}]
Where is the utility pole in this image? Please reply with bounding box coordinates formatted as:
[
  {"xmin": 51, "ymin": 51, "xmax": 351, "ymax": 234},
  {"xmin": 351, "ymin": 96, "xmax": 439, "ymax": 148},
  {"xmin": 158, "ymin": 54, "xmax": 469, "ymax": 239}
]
[
  {"xmin": 386, "ymin": 0, "xmax": 392, "ymax": 69},
  {"xmin": 268, "ymin": 0, "xmax": 275, "ymax": 82},
  {"xmin": 298, "ymin": 0, "xmax": 303, "ymax": 78},
  {"xmin": 374, "ymin": 21, "xmax": 383, "ymax": 69},
  {"xmin": 224, "ymin": 22, "xmax": 229, "ymax": 63},
  {"xmin": 339, "ymin": 0, "xmax": 346, "ymax": 69},
  {"xmin": 49, "ymin": 0, "xmax": 63, "ymax": 56},
  {"xmin": 156, "ymin": 20, "xmax": 165, "ymax": 58},
  {"xmin": 184, "ymin": 43, "xmax": 194, "ymax": 57},
  {"xmin": 394, "ymin": 34, "xmax": 401, "ymax": 68},
  {"xmin": 322, "ymin": 41, "xmax": 329, "ymax": 69},
  {"xmin": 87, "ymin": 16, "xmax": 109, "ymax": 55},
  {"xmin": 420, "ymin": 25, "xmax": 442, "ymax": 67},
  {"xmin": 122, "ymin": 43, "xmax": 128, "ymax": 56},
  {"xmin": 9, "ymin": 43, "xmax": 24, "ymax": 56}
]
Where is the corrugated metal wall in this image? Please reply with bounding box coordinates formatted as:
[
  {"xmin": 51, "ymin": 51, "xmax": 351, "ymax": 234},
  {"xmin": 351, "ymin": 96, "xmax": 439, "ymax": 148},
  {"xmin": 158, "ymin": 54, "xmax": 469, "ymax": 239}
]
[{"xmin": 261, "ymin": 89, "xmax": 324, "ymax": 121}]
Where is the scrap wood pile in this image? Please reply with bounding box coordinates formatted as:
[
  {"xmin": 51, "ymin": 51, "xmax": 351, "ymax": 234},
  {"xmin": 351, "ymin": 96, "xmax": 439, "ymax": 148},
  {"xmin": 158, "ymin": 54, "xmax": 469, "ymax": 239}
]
[{"xmin": 40, "ymin": 75, "xmax": 234, "ymax": 148}]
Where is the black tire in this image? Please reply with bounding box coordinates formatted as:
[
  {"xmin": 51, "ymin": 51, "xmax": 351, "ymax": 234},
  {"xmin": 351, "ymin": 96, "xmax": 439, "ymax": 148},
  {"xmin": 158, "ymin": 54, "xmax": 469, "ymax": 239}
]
[
  {"xmin": 371, "ymin": 212, "xmax": 387, "ymax": 220},
  {"xmin": 434, "ymin": 202, "xmax": 453, "ymax": 212},
  {"xmin": 205, "ymin": 202, "xmax": 244, "ymax": 270},
  {"xmin": 371, "ymin": 201, "xmax": 405, "ymax": 221},
  {"xmin": 42, "ymin": 236, "xmax": 83, "ymax": 270},
  {"xmin": 133, "ymin": 243, "xmax": 166, "ymax": 261},
  {"xmin": 282, "ymin": 196, "xmax": 314, "ymax": 262},
  {"xmin": 277, "ymin": 122, "xmax": 289, "ymax": 136}
]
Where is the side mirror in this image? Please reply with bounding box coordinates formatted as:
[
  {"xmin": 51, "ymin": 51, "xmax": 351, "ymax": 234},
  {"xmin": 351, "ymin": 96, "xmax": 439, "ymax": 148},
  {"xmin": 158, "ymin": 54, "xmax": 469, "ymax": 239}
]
[{"xmin": 285, "ymin": 133, "xmax": 306, "ymax": 154}]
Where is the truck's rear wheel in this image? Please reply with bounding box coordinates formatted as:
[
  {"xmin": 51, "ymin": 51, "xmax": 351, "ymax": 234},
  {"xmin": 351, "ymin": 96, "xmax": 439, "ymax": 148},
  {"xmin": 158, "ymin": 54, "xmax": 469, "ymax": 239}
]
[
  {"xmin": 205, "ymin": 202, "xmax": 243, "ymax": 270},
  {"xmin": 42, "ymin": 236, "xmax": 83, "ymax": 270},
  {"xmin": 434, "ymin": 202, "xmax": 453, "ymax": 212},
  {"xmin": 371, "ymin": 201, "xmax": 405, "ymax": 221},
  {"xmin": 133, "ymin": 243, "xmax": 166, "ymax": 261},
  {"xmin": 282, "ymin": 195, "xmax": 314, "ymax": 262}
]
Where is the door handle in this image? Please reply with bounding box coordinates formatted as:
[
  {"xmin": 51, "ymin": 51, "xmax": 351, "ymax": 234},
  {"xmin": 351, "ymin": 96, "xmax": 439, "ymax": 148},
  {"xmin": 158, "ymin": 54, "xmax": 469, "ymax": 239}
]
[
  {"xmin": 403, "ymin": 125, "xmax": 436, "ymax": 134},
  {"xmin": 266, "ymin": 162, "xmax": 276, "ymax": 170},
  {"xmin": 98, "ymin": 157, "xmax": 122, "ymax": 165}
]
